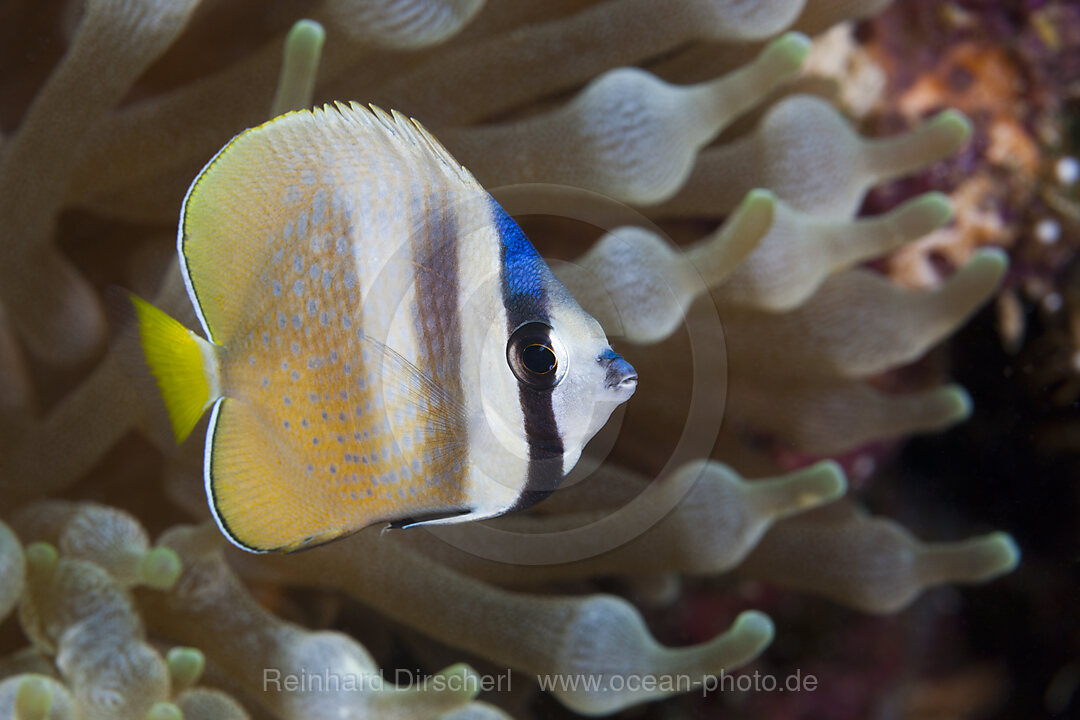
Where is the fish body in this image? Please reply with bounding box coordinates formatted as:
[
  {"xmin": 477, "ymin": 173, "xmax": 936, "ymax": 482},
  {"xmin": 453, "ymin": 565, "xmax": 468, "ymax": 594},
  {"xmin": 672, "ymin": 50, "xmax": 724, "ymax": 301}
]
[{"xmin": 132, "ymin": 103, "xmax": 637, "ymax": 552}]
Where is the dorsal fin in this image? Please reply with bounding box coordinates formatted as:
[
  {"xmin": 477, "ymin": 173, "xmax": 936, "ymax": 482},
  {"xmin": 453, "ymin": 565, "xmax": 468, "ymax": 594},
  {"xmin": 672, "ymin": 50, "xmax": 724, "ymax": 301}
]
[
  {"xmin": 178, "ymin": 102, "xmax": 484, "ymax": 344},
  {"xmin": 357, "ymin": 103, "xmax": 480, "ymax": 188}
]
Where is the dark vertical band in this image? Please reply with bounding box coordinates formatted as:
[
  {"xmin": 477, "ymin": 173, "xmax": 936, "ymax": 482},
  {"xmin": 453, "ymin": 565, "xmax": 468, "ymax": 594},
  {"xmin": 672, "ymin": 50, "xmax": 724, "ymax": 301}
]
[
  {"xmin": 411, "ymin": 198, "xmax": 469, "ymax": 503},
  {"xmin": 492, "ymin": 201, "xmax": 564, "ymax": 511}
]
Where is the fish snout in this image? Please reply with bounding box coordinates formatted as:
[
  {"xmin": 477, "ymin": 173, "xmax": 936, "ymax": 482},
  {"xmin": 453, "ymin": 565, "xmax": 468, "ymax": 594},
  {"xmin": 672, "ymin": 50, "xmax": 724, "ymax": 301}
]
[{"xmin": 601, "ymin": 351, "xmax": 638, "ymax": 399}]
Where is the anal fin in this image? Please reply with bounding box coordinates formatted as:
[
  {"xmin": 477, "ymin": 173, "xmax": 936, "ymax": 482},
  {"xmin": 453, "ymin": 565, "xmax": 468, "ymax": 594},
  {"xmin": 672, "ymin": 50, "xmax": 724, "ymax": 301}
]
[{"xmin": 207, "ymin": 398, "xmax": 350, "ymax": 553}]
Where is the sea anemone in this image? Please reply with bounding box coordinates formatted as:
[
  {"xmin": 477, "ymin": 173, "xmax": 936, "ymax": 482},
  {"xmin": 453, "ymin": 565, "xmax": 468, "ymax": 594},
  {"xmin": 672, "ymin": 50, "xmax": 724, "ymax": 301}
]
[{"xmin": 0, "ymin": 1, "xmax": 1027, "ymax": 718}]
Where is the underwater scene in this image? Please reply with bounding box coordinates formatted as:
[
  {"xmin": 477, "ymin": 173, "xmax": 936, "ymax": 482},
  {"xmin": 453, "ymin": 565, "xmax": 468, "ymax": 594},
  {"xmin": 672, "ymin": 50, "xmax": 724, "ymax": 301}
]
[{"xmin": 0, "ymin": 0, "xmax": 1077, "ymax": 718}]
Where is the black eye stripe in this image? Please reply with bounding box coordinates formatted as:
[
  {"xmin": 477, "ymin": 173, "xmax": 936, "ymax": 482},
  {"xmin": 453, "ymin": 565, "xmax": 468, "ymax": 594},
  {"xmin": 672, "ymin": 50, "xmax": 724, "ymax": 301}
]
[
  {"xmin": 506, "ymin": 322, "xmax": 562, "ymax": 389},
  {"xmin": 494, "ymin": 200, "xmax": 563, "ymax": 511}
]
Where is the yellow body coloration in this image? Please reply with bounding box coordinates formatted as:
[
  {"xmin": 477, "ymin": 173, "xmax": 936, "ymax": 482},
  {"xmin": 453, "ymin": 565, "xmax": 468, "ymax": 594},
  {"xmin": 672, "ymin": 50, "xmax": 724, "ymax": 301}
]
[
  {"xmin": 178, "ymin": 109, "xmax": 477, "ymax": 551},
  {"xmin": 134, "ymin": 102, "xmax": 636, "ymax": 553}
]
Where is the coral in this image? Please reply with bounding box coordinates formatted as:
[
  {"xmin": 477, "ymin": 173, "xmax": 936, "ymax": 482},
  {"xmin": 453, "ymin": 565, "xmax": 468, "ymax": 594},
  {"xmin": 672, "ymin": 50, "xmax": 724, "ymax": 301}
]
[
  {"xmin": 861, "ymin": 0, "xmax": 1080, "ymax": 336},
  {"xmin": 0, "ymin": 0, "xmax": 1029, "ymax": 718}
]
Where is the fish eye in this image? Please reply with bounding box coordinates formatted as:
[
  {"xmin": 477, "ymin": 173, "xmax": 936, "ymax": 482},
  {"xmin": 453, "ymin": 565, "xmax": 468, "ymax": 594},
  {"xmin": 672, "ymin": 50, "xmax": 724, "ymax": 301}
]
[
  {"xmin": 507, "ymin": 322, "xmax": 563, "ymax": 389},
  {"xmin": 522, "ymin": 343, "xmax": 557, "ymax": 375}
]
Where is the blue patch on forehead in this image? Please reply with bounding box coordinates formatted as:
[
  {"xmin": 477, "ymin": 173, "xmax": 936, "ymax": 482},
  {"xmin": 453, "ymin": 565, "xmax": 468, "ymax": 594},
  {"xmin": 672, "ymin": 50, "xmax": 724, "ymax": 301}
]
[{"xmin": 491, "ymin": 200, "xmax": 548, "ymax": 313}]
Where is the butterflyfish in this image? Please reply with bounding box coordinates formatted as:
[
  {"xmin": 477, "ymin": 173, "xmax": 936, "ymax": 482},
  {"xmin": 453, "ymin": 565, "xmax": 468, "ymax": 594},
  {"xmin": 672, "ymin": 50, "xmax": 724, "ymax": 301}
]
[{"xmin": 129, "ymin": 102, "xmax": 638, "ymax": 553}]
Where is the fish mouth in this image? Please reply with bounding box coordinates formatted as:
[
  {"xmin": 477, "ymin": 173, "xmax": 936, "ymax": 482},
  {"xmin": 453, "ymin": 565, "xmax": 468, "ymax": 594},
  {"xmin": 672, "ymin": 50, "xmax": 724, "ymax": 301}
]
[{"xmin": 600, "ymin": 350, "xmax": 638, "ymax": 400}]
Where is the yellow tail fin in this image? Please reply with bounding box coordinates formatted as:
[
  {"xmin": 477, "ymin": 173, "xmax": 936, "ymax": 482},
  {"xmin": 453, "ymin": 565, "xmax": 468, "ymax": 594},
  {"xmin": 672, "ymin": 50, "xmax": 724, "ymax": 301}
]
[{"xmin": 130, "ymin": 294, "xmax": 219, "ymax": 443}]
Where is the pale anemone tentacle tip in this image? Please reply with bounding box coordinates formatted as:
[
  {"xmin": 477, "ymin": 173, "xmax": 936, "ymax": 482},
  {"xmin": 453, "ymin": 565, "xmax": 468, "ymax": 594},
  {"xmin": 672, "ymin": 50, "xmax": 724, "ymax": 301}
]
[
  {"xmin": 270, "ymin": 19, "xmax": 327, "ymax": 118},
  {"xmin": 173, "ymin": 688, "xmax": 251, "ymax": 720},
  {"xmin": 437, "ymin": 701, "xmax": 516, "ymax": 720},
  {"xmin": 946, "ymin": 383, "xmax": 975, "ymax": 423},
  {"xmin": 742, "ymin": 504, "xmax": 1021, "ymax": 615},
  {"xmin": 654, "ymin": 98, "xmax": 974, "ymax": 220},
  {"xmin": 1, "ymin": 674, "xmax": 73, "ymax": 720},
  {"xmin": 138, "ymin": 547, "xmax": 183, "ymax": 591},
  {"xmin": 554, "ymin": 607, "xmax": 775, "ymax": 715},
  {"xmin": 165, "ymin": 647, "xmax": 206, "ymax": 695},
  {"xmin": 720, "ymin": 246, "xmax": 1009, "ymax": 382},
  {"xmin": 716, "ymin": 189, "xmax": 955, "ymax": 312},
  {"xmin": 145, "ymin": 703, "xmax": 183, "ymax": 720},
  {"xmin": 558, "ymin": 188, "xmax": 775, "ymax": 345},
  {"xmin": 15, "ymin": 676, "xmax": 54, "ymax": 720},
  {"xmin": 23, "ymin": 542, "xmax": 59, "ymax": 579},
  {"xmin": 748, "ymin": 459, "xmax": 848, "ymax": 517}
]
